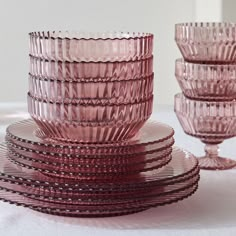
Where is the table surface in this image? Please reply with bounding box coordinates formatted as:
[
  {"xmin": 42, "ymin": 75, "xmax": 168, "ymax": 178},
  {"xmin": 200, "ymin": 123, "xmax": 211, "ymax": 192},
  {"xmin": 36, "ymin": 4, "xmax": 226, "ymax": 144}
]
[{"xmin": 0, "ymin": 103, "xmax": 236, "ymax": 236}]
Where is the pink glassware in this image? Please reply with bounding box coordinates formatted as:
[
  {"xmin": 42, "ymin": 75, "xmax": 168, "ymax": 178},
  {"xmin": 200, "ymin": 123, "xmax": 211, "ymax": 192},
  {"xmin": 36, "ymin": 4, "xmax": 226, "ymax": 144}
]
[
  {"xmin": 28, "ymin": 73, "xmax": 154, "ymax": 104},
  {"xmin": 29, "ymin": 55, "xmax": 153, "ymax": 81},
  {"xmin": 0, "ymin": 182, "xmax": 198, "ymax": 217},
  {"xmin": 174, "ymin": 93, "xmax": 236, "ymax": 170},
  {"xmin": 3, "ymin": 163, "xmax": 199, "ymax": 202},
  {"xmin": 0, "ymin": 146, "xmax": 198, "ymax": 189},
  {"xmin": 0, "ymin": 174, "xmax": 199, "ymax": 205},
  {"xmin": 175, "ymin": 59, "xmax": 236, "ymax": 101},
  {"xmin": 29, "ymin": 32, "xmax": 153, "ymax": 62},
  {"xmin": 8, "ymin": 149, "xmax": 172, "ymax": 179},
  {"xmin": 7, "ymin": 140, "xmax": 173, "ymax": 167},
  {"xmin": 7, "ymin": 143, "xmax": 172, "ymax": 173},
  {"xmin": 27, "ymin": 94, "xmax": 153, "ymax": 143},
  {"xmin": 6, "ymin": 119, "xmax": 174, "ymax": 155},
  {"xmin": 0, "ymin": 145, "xmax": 199, "ymax": 217},
  {"xmin": 175, "ymin": 22, "xmax": 236, "ymax": 63},
  {"xmin": 27, "ymin": 93, "xmax": 153, "ymax": 122}
]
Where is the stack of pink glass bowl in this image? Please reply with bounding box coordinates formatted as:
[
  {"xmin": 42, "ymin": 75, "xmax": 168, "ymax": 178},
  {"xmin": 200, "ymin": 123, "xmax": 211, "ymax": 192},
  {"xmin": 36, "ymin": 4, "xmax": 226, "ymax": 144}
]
[
  {"xmin": 28, "ymin": 32, "xmax": 155, "ymax": 143},
  {"xmin": 175, "ymin": 22, "xmax": 236, "ymax": 170},
  {"xmin": 0, "ymin": 31, "xmax": 199, "ymax": 217}
]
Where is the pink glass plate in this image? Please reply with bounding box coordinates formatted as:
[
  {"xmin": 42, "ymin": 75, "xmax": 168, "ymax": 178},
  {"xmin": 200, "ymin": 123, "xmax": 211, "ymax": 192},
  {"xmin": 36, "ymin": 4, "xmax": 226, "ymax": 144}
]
[
  {"xmin": 0, "ymin": 150, "xmax": 199, "ymax": 197},
  {"xmin": 6, "ymin": 135, "xmax": 174, "ymax": 159},
  {"xmin": 28, "ymin": 73, "xmax": 154, "ymax": 104},
  {"xmin": 28, "ymin": 94, "xmax": 153, "ymax": 143},
  {"xmin": 6, "ymin": 119, "xmax": 174, "ymax": 154},
  {"xmin": 175, "ymin": 22, "xmax": 236, "ymax": 63},
  {"xmin": 7, "ymin": 151, "xmax": 172, "ymax": 179},
  {"xmin": 7, "ymin": 143, "xmax": 172, "ymax": 171},
  {"xmin": 174, "ymin": 93, "xmax": 236, "ymax": 170},
  {"xmin": 29, "ymin": 55, "xmax": 153, "ymax": 81},
  {"xmin": 0, "ymin": 165, "xmax": 199, "ymax": 203},
  {"xmin": 0, "ymin": 146, "xmax": 198, "ymax": 188},
  {"xmin": 1, "ymin": 168, "xmax": 199, "ymax": 207},
  {"xmin": 0, "ymin": 181, "xmax": 198, "ymax": 217},
  {"xmin": 0, "ymin": 173, "xmax": 199, "ymax": 205},
  {"xmin": 175, "ymin": 59, "xmax": 236, "ymax": 101},
  {"xmin": 29, "ymin": 31, "xmax": 153, "ymax": 62},
  {"xmin": 6, "ymin": 139, "xmax": 174, "ymax": 165}
]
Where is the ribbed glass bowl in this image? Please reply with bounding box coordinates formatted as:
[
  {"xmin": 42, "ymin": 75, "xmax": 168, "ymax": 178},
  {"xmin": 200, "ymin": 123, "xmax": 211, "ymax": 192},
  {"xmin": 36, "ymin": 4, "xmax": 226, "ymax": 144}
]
[
  {"xmin": 29, "ymin": 55, "xmax": 153, "ymax": 81},
  {"xmin": 175, "ymin": 22, "xmax": 236, "ymax": 63},
  {"xmin": 29, "ymin": 32, "xmax": 153, "ymax": 62},
  {"xmin": 27, "ymin": 94, "xmax": 153, "ymax": 143},
  {"xmin": 174, "ymin": 93, "xmax": 236, "ymax": 142},
  {"xmin": 28, "ymin": 73, "xmax": 154, "ymax": 104},
  {"xmin": 175, "ymin": 59, "xmax": 236, "ymax": 101}
]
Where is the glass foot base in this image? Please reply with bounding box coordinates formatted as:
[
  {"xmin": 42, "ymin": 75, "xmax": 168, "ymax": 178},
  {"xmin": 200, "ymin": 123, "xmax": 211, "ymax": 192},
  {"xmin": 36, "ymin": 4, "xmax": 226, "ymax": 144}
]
[{"xmin": 198, "ymin": 156, "xmax": 236, "ymax": 170}]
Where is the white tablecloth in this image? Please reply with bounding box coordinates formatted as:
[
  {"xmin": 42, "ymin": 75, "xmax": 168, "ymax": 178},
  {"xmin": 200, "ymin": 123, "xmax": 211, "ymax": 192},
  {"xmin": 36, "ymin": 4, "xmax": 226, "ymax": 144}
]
[{"xmin": 0, "ymin": 103, "xmax": 236, "ymax": 236}]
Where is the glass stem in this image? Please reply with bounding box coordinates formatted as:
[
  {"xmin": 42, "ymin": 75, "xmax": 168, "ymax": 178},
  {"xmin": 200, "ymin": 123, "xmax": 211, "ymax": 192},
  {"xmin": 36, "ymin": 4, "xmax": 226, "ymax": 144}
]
[{"xmin": 204, "ymin": 144, "xmax": 219, "ymax": 159}]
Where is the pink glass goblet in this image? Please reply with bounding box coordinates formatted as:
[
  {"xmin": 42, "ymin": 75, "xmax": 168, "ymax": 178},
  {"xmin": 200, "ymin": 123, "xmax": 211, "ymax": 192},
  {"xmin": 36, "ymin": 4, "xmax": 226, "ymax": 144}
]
[
  {"xmin": 175, "ymin": 22, "xmax": 236, "ymax": 63},
  {"xmin": 174, "ymin": 93, "xmax": 236, "ymax": 170},
  {"xmin": 175, "ymin": 59, "xmax": 236, "ymax": 101}
]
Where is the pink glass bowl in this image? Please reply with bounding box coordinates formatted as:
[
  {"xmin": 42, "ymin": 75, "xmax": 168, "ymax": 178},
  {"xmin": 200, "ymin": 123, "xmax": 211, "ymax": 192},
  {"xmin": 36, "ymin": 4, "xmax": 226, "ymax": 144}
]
[
  {"xmin": 174, "ymin": 93, "xmax": 236, "ymax": 170},
  {"xmin": 175, "ymin": 59, "xmax": 236, "ymax": 101},
  {"xmin": 29, "ymin": 32, "xmax": 153, "ymax": 62},
  {"xmin": 28, "ymin": 93, "xmax": 153, "ymax": 123},
  {"xmin": 29, "ymin": 55, "xmax": 153, "ymax": 81},
  {"xmin": 30, "ymin": 119, "xmax": 149, "ymax": 143},
  {"xmin": 175, "ymin": 22, "xmax": 236, "ymax": 63},
  {"xmin": 28, "ymin": 73, "xmax": 154, "ymax": 104},
  {"xmin": 28, "ymin": 94, "xmax": 153, "ymax": 143}
]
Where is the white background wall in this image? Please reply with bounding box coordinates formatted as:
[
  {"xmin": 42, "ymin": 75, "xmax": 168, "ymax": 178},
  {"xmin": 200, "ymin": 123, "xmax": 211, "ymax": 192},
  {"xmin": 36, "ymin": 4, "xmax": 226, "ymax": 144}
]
[
  {"xmin": 222, "ymin": 0, "xmax": 236, "ymax": 22},
  {"xmin": 0, "ymin": 0, "xmax": 229, "ymax": 110}
]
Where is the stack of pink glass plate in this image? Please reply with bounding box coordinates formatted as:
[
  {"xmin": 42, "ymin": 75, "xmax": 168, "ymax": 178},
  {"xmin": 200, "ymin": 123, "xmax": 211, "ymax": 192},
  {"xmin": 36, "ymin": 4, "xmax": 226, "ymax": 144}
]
[
  {"xmin": 0, "ymin": 31, "xmax": 199, "ymax": 217},
  {"xmin": 175, "ymin": 22, "xmax": 236, "ymax": 170}
]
